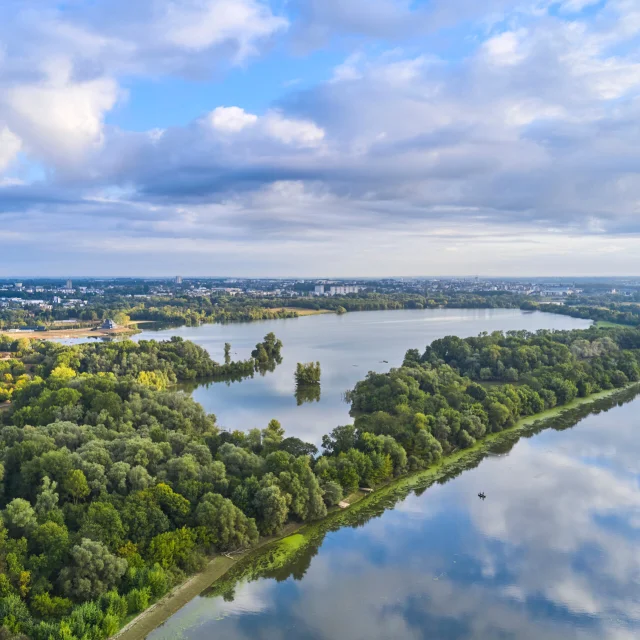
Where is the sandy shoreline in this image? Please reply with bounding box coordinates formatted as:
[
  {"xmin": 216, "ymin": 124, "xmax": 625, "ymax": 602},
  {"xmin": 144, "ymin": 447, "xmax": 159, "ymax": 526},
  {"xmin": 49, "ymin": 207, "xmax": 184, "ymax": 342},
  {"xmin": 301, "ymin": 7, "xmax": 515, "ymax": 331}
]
[{"xmin": 0, "ymin": 325, "xmax": 140, "ymax": 340}]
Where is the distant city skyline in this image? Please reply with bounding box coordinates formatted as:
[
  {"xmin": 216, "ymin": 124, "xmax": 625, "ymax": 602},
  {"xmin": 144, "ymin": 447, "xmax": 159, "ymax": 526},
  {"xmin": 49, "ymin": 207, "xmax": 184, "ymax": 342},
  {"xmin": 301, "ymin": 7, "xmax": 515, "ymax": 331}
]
[{"xmin": 1, "ymin": 1, "xmax": 639, "ymax": 275}]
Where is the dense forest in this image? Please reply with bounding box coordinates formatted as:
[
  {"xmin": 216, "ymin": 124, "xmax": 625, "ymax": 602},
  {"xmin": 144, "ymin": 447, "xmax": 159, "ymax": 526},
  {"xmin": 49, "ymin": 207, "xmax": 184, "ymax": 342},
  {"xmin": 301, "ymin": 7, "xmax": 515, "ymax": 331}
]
[{"xmin": 0, "ymin": 325, "xmax": 639, "ymax": 638}]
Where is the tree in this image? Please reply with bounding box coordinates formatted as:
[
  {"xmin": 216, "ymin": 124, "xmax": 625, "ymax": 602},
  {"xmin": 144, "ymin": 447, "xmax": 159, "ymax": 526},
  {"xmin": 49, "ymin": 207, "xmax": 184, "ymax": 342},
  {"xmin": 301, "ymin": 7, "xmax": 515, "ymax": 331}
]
[
  {"xmin": 32, "ymin": 521, "xmax": 70, "ymax": 572},
  {"xmin": 253, "ymin": 485, "xmax": 288, "ymax": 535},
  {"xmin": 3, "ymin": 499, "xmax": 37, "ymax": 537},
  {"xmin": 412, "ymin": 430, "xmax": 442, "ymax": 465},
  {"xmin": 261, "ymin": 419, "xmax": 285, "ymax": 454},
  {"xmin": 321, "ymin": 425, "xmax": 357, "ymax": 455},
  {"xmin": 195, "ymin": 493, "xmax": 259, "ymax": 550},
  {"xmin": 321, "ymin": 481, "xmax": 343, "ymax": 506},
  {"xmin": 30, "ymin": 592, "xmax": 73, "ymax": 620},
  {"xmin": 146, "ymin": 527, "xmax": 197, "ymax": 571},
  {"xmin": 34, "ymin": 477, "xmax": 60, "ymax": 522},
  {"xmin": 63, "ymin": 469, "xmax": 90, "ymax": 503},
  {"xmin": 295, "ymin": 362, "xmax": 321, "ymax": 386},
  {"xmin": 127, "ymin": 588, "xmax": 150, "ymax": 614},
  {"xmin": 79, "ymin": 502, "xmax": 125, "ymax": 550},
  {"xmin": 280, "ymin": 437, "xmax": 318, "ymax": 458},
  {"xmin": 487, "ymin": 402, "xmax": 511, "ymax": 431},
  {"xmin": 224, "ymin": 343, "xmax": 231, "ymax": 366},
  {"xmin": 59, "ymin": 539, "xmax": 127, "ymax": 601}
]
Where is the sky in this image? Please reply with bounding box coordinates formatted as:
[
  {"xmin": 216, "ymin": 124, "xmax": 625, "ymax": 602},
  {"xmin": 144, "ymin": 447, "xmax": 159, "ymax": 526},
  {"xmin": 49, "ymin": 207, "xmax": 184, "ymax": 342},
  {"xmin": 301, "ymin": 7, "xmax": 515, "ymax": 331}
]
[{"xmin": 0, "ymin": 0, "xmax": 639, "ymax": 277}]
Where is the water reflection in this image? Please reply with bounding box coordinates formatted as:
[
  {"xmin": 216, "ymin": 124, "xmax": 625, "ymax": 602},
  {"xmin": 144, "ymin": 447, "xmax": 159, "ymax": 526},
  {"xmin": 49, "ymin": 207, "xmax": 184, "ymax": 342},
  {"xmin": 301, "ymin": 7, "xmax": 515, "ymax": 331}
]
[
  {"xmin": 295, "ymin": 384, "xmax": 321, "ymax": 406},
  {"xmin": 149, "ymin": 390, "xmax": 640, "ymax": 640}
]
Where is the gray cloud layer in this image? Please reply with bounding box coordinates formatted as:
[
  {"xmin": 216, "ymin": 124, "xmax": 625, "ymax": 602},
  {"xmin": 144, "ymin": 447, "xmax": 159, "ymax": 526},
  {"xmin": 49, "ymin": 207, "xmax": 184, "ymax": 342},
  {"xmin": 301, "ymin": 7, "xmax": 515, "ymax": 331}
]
[{"xmin": 1, "ymin": 0, "xmax": 639, "ymax": 275}]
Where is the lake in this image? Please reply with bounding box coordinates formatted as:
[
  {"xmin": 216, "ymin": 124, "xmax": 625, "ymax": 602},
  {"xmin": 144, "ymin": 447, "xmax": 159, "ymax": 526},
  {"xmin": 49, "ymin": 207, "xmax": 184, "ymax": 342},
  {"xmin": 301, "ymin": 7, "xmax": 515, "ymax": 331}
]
[
  {"xmin": 133, "ymin": 309, "xmax": 591, "ymax": 443},
  {"xmin": 148, "ymin": 389, "xmax": 640, "ymax": 640}
]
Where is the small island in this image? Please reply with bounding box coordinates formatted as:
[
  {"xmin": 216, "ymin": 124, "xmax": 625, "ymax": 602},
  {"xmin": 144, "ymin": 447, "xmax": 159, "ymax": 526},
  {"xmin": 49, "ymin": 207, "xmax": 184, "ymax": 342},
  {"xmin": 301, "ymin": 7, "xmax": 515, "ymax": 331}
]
[{"xmin": 295, "ymin": 361, "xmax": 321, "ymax": 386}]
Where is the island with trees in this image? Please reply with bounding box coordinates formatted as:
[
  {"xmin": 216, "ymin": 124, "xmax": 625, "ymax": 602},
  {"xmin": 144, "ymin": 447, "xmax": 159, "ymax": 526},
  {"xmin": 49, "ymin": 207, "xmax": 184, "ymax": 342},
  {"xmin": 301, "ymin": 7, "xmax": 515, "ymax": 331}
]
[
  {"xmin": 0, "ymin": 324, "xmax": 639, "ymax": 638},
  {"xmin": 295, "ymin": 362, "xmax": 321, "ymax": 386}
]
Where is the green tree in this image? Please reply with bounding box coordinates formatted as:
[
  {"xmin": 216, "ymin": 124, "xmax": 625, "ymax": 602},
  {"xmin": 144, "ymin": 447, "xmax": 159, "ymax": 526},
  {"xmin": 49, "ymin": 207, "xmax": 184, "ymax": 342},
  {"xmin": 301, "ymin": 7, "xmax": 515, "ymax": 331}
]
[
  {"xmin": 79, "ymin": 502, "xmax": 125, "ymax": 550},
  {"xmin": 59, "ymin": 539, "xmax": 127, "ymax": 601},
  {"xmin": 321, "ymin": 481, "xmax": 343, "ymax": 506},
  {"xmin": 195, "ymin": 493, "xmax": 259, "ymax": 550},
  {"xmin": 34, "ymin": 477, "xmax": 60, "ymax": 522},
  {"xmin": 253, "ymin": 485, "xmax": 288, "ymax": 535},
  {"xmin": 63, "ymin": 469, "xmax": 90, "ymax": 503},
  {"xmin": 3, "ymin": 499, "xmax": 37, "ymax": 537},
  {"xmin": 261, "ymin": 419, "xmax": 285, "ymax": 455}
]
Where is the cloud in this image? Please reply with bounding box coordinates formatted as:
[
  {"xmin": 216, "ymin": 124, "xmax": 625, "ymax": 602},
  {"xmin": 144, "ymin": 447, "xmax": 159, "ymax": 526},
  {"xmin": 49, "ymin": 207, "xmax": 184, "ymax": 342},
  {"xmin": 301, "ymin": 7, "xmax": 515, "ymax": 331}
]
[
  {"xmin": 3, "ymin": 65, "xmax": 118, "ymax": 167},
  {"xmin": 0, "ymin": 0, "xmax": 287, "ymax": 173},
  {"xmin": 207, "ymin": 106, "xmax": 325, "ymax": 146},
  {"xmin": 262, "ymin": 111, "xmax": 325, "ymax": 147},
  {"xmin": 1, "ymin": 0, "xmax": 640, "ymax": 274},
  {"xmin": 161, "ymin": 0, "xmax": 287, "ymax": 60},
  {"xmin": 0, "ymin": 127, "xmax": 22, "ymax": 174},
  {"xmin": 209, "ymin": 106, "xmax": 259, "ymax": 133}
]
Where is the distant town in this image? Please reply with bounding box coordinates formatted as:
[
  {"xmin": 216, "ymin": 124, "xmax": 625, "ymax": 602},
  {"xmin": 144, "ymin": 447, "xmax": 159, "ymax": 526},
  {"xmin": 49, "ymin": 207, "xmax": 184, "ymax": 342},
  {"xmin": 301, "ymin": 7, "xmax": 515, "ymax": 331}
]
[{"xmin": 1, "ymin": 276, "xmax": 639, "ymax": 315}]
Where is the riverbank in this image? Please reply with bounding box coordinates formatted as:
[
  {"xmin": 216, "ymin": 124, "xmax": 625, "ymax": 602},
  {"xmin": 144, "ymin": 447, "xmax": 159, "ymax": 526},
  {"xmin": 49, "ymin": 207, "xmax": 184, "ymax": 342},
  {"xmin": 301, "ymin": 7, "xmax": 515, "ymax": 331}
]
[
  {"xmin": 0, "ymin": 324, "xmax": 141, "ymax": 340},
  {"xmin": 111, "ymin": 382, "xmax": 639, "ymax": 640}
]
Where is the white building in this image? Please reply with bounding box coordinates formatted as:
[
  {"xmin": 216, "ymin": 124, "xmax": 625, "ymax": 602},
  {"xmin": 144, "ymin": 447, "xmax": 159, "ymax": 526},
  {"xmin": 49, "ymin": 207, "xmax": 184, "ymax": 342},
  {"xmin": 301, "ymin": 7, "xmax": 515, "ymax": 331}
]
[
  {"xmin": 329, "ymin": 285, "xmax": 360, "ymax": 296},
  {"xmin": 314, "ymin": 285, "xmax": 325, "ymax": 295}
]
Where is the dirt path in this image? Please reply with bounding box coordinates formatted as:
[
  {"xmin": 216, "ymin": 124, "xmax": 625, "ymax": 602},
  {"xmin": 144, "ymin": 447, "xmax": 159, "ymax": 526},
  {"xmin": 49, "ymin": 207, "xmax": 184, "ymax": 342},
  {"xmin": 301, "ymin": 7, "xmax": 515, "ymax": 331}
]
[{"xmin": 112, "ymin": 522, "xmax": 303, "ymax": 640}]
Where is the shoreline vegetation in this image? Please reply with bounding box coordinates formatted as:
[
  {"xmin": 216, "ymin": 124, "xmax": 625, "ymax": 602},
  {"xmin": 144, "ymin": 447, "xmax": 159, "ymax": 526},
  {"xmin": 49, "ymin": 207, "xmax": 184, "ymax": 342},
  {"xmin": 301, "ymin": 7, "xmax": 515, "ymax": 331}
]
[
  {"xmin": 114, "ymin": 383, "xmax": 640, "ymax": 640},
  {"xmin": 3, "ymin": 297, "xmax": 638, "ymax": 345},
  {"xmin": 2, "ymin": 324, "xmax": 640, "ymax": 639},
  {"xmin": 3, "ymin": 289, "xmax": 640, "ymax": 337}
]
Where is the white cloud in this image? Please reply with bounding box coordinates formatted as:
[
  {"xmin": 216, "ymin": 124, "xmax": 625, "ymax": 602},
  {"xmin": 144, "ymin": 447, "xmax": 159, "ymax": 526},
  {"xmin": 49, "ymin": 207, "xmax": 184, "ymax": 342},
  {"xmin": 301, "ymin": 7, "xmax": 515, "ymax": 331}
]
[
  {"xmin": 263, "ymin": 111, "xmax": 325, "ymax": 147},
  {"xmin": 4, "ymin": 69, "xmax": 118, "ymax": 166},
  {"xmin": 0, "ymin": 127, "xmax": 22, "ymax": 173},
  {"xmin": 161, "ymin": 0, "xmax": 288, "ymax": 59},
  {"xmin": 206, "ymin": 106, "xmax": 325, "ymax": 147},
  {"xmin": 483, "ymin": 30, "xmax": 528, "ymax": 66},
  {"xmin": 209, "ymin": 106, "xmax": 259, "ymax": 132}
]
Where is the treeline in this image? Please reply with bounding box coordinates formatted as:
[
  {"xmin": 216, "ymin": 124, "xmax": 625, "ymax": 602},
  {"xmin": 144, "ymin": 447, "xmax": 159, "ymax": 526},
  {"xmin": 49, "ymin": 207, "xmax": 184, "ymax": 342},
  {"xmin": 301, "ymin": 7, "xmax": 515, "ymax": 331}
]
[
  {"xmin": 348, "ymin": 326, "xmax": 640, "ymax": 459},
  {"xmin": 523, "ymin": 301, "xmax": 640, "ymax": 327},
  {"xmin": 268, "ymin": 292, "xmax": 527, "ymax": 313},
  {"xmin": 1, "ymin": 292, "xmax": 528, "ymax": 330},
  {"xmin": 0, "ymin": 333, "xmax": 282, "ymax": 408},
  {"xmin": 1, "ymin": 326, "xmax": 640, "ymax": 638}
]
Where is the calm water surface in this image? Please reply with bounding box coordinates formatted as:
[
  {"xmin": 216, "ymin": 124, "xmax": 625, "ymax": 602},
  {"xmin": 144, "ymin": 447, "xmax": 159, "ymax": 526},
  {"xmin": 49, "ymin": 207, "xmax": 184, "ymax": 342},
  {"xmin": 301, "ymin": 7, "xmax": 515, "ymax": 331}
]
[
  {"xmin": 132, "ymin": 309, "xmax": 590, "ymax": 443},
  {"xmin": 149, "ymin": 392, "xmax": 640, "ymax": 640}
]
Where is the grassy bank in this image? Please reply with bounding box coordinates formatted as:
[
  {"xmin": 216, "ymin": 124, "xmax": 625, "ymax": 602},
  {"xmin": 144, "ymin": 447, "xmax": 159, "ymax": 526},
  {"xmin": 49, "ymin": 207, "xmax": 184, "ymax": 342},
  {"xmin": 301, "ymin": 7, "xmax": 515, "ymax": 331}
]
[
  {"xmin": 595, "ymin": 320, "xmax": 629, "ymax": 328},
  {"xmin": 269, "ymin": 307, "xmax": 333, "ymax": 316},
  {"xmin": 111, "ymin": 382, "xmax": 640, "ymax": 640}
]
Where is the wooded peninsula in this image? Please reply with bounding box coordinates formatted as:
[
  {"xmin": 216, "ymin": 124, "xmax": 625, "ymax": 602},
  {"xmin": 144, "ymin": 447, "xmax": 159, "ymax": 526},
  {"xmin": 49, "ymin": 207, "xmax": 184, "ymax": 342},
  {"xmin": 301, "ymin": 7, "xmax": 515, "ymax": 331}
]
[{"xmin": 0, "ymin": 324, "xmax": 639, "ymax": 639}]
